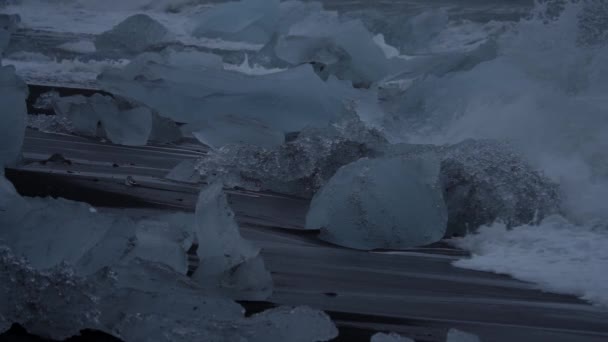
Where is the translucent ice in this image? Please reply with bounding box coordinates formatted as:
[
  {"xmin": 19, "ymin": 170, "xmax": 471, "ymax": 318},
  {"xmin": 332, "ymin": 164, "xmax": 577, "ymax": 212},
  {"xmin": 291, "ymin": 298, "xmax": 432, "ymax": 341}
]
[
  {"xmin": 192, "ymin": 0, "xmax": 280, "ymax": 45},
  {"xmin": 95, "ymin": 14, "xmax": 174, "ymax": 54},
  {"xmin": 53, "ymin": 94, "xmax": 153, "ymax": 146},
  {"xmin": 0, "ymin": 65, "xmax": 27, "ymax": 167},
  {"xmin": 192, "ymin": 182, "xmax": 273, "ymax": 300},
  {"xmin": 371, "ymin": 332, "xmax": 415, "ymax": 342},
  {"xmin": 306, "ymin": 156, "xmax": 448, "ymax": 250}
]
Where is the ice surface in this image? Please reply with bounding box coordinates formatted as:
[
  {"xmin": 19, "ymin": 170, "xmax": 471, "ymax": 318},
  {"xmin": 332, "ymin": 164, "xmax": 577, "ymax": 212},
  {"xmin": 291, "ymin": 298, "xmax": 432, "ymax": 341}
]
[
  {"xmin": 192, "ymin": 182, "xmax": 273, "ymax": 300},
  {"xmin": 306, "ymin": 156, "xmax": 448, "ymax": 250},
  {"xmin": 192, "ymin": 0, "xmax": 280, "ymax": 45},
  {"xmin": 0, "ymin": 65, "xmax": 27, "ymax": 167},
  {"xmin": 53, "ymin": 94, "xmax": 153, "ymax": 146},
  {"xmin": 371, "ymin": 332, "xmax": 414, "ymax": 342},
  {"xmin": 95, "ymin": 14, "xmax": 174, "ymax": 54},
  {"xmin": 446, "ymin": 329, "xmax": 481, "ymax": 342},
  {"xmin": 451, "ymin": 215, "xmax": 608, "ymax": 307}
]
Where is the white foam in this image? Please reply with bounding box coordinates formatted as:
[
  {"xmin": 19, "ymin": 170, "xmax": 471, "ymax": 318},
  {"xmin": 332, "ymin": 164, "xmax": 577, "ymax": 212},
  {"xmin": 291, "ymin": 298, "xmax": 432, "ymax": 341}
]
[{"xmin": 450, "ymin": 216, "xmax": 608, "ymax": 307}]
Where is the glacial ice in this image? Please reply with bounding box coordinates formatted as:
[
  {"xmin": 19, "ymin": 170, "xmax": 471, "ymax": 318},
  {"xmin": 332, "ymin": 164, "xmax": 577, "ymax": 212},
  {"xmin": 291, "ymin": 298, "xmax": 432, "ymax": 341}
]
[
  {"xmin": 95, "ymin": 14, "xmax": 174, "ymax": 54},
  {"xmin": 53, "ymin": 94, "xmax": 153, "ymax": 146},
  {"xmin": 192, "ymin": 0, "xmax": 280, "ymax": 45},
  {"xmin": 306, "ymin": 156, "xmax": 448, "ymax": 250},
  {"xmin": 371, "ymin": 332, "xmax": 414, "ymax": 342},
  {"xmin": 192, "ymin": 182, "xmax": 273, "ymax": 300},
  {"xmin": 0, "ymin": 65, "xmax": 27, "ymax": 167}
]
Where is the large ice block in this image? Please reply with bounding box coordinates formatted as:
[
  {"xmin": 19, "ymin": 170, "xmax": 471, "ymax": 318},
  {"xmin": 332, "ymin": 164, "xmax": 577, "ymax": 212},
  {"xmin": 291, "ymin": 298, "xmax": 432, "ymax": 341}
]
[
  {"xmin": 192, "ymin": 0, "xmax": 280, "ymax": 45},
  {"xmin": 191, "ymin": 182, "xmax": 273, "ymax": 300},
  {"xmin": 306, "ymin": 156, "xmax": 448, "ymax": 250},
  {"xmin": 99, "ymin": 60, "xmax": 354, "ymax": 146},
  {"xmin": 53, "ymin": 94, "xmax": 153, "ymax": 146},
  {"xmin": 95, "ymin": 14, "xmax": 174, "ymax": 54},
  {"xmin": 0, "ymin": 65, "xmax": 27, "ymax": 167}
]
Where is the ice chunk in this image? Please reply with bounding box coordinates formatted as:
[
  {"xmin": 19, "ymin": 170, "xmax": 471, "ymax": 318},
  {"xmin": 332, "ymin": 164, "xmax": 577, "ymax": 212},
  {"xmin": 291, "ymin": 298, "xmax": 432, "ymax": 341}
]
[
  {"xmin": 0, "ymin": 195, "xmax": 132, "ymax": 272},
  {"xmin": 53, "ymin": 94, "xmax": 153, "ymax": 146},
  {"xmin": 246, "ymin": 306, "xmax": 338, "ymax": 342},
  {"xmin": 384, "ymin": 140, "xmax": 561, "ymax": 237},
  {"xmin": 99, "ymin": 60, "xmax": 352, "ymax": 143},
  {"xmin": 306, "ymin": 156, "xmax": 448, "ymax": 250},
  {"xmin": 274, "ymin": 12, "xmax": 400, "ymax": 85},
  {"xmin": 192, "ymin": 0, "xmax": 280, "ymax": 45},
  {"xmin": 0, "ymin": 247, "xmax": 102, "ymax": 340},
  {"xmin": 122, "ymin": 219, "xmax": 194, "ymax": 275},
  {"xmin": 165, "ymin": 159, "xmax": 202, "ymax": 184},
  {"xmin": 95, "ymin": 14, "xmax": 174, "ymax": 54},
  {"xmin": 446, "ymin": 329, "xmax": 481, "ymax": 342},
  {"xmin": 192, "ymin": 182, "xmax": 272, "ymax": 300},
  {"xmin": 0, "ymin": 65, "xmax": 28, "ymax": 167},
  {"xmin": 195, "ymin": 113, "xmax": 387, "ymax": 197},
  {"xmin": 371, "ymin": 332, "xmax": 415, "ymax": 342}
]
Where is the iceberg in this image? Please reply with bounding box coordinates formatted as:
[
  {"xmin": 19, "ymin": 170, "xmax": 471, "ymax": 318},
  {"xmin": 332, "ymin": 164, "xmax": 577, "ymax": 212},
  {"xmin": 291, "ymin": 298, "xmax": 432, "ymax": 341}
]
[
  {"xmin": 95, "ymin": 14, "xmax": 174, "ymax": 54},
  {"xmin": 371, "ymin": 332, "xmax": 415, "ymax": 342},
  {"xmin": 306, "ymin": 156, "xmax": 448, "ymax": 250},
  {"xmin": 192, "ymin": 0, "xmax": 280, "ymax": 45},
  {"xmin": 53, "ymin": 94, "xmax": 153, "ymax": 146},
  {"xmin": 191, "ymin": 182, "xmax": 273, "ymax": 300}
]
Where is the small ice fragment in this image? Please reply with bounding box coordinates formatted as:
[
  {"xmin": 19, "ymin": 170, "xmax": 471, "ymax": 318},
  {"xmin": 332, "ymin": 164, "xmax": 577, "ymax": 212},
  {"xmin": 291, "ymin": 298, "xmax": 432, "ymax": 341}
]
[
  {"xmin": 247, "ymin": 306, "xmax": 338, "ymax": 342},
  {"xmin": 165, "ymin": 159, "xmax": 202, "ymax": 184},
  {"xmin": 95, "ymin": 14, "xmax": 174, "ymax": 54},
  {"xmin": 446, "ymin": 329, "xmax": 481, "ymax": 342},
  {"xmin": 371, "ymin": 332, "xmax": 415, "ymax": 342},
  {"xmin": 306, "ymin": 156, "xmax": 448, "ymax": 250},
  {"xmin": 89, "ymin": 207, "xmax": 97, "ymax": 213},
  {"xmin": 191, "ymin": 182, "xmax": 272, "ymax": 300}
]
